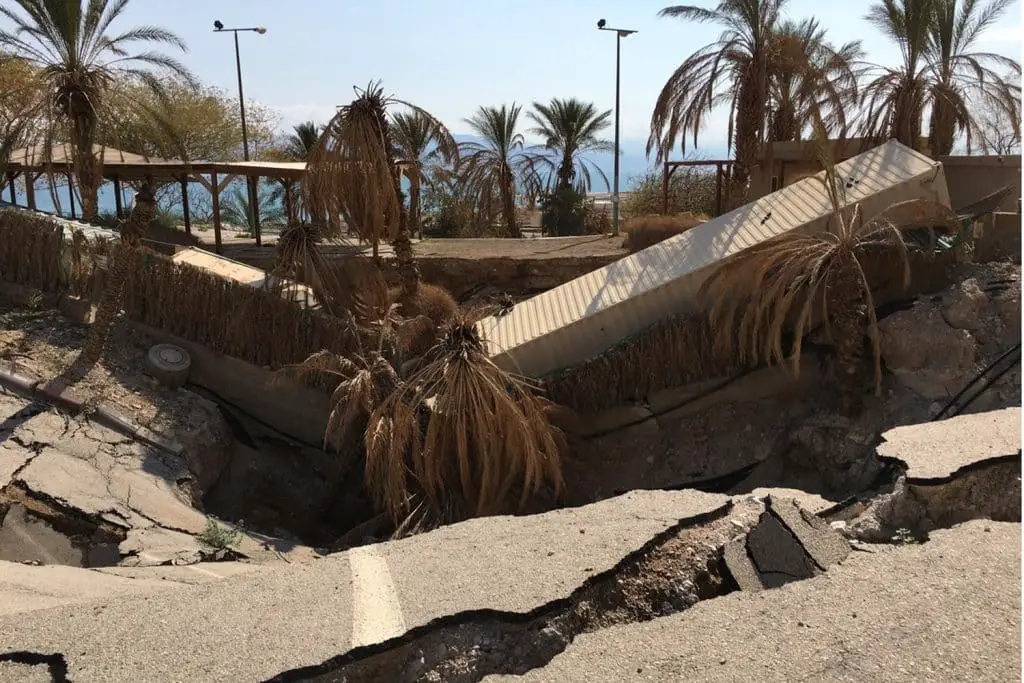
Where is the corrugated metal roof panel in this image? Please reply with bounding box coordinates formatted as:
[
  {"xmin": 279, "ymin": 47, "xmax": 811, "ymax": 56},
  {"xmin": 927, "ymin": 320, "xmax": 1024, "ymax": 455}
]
[{"xmin": 478, "ymin": 140, "xmax": 951, "ymax": 378}]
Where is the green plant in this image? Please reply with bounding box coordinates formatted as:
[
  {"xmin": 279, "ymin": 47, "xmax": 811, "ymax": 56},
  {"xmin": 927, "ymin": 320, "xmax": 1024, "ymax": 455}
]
[
  {"xmin": 527, "ymin": 97, "xmax": 612, "ymax": 193},
  {"xmin": 220, "ymin": 184, "xmax": 286, "ymax": 230},
  {"xmin": 540, "ymin": 186, "xmax": 585, "ymax": 236},
  {"xmin": 891, "ymin": 527, "xmax": 920, "ymax": 545},
  {"xmin": 622, "ymin": 166, "xmax": 718, "ymax": 219},
  {"xmin": 198, "ymin": 518, "xmax": 242, "ymax": 550}
]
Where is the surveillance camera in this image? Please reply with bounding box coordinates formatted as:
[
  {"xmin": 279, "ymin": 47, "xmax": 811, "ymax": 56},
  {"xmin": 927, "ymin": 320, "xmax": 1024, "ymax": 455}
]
[
  {"xmin": 213, "ymin": 20, "xmax": 224, "ymax": 30},
  {"xmin": 597, "ymin": 18, "xmax": 606, "ymax": 29}
]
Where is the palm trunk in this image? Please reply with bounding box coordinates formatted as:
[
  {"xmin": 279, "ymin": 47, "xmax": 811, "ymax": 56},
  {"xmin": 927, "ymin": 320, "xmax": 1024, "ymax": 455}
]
[
  {"xmin": 77, "ymin": 184, "xmax": 155, "ymax": 367},
  {"xmin": 892, "ymin": 80, "xmax": 925, "ymax": 151},
  {"xmin": 70, "ymin": 114, "xmax": 101, "ymax": 223},
  {"xmin": 391, "ymin": 166, "xmax": 419, "ymax": 295},
  {"xmin": 827, "ymin": 257, "xmax": 867, "ymax": 416},
  {"xmin": 730, "ymin": 69, "xmax": 766, "ymax": 208},
  {"xmin": 927, "ymin": 89, "xmax": 957, "ymax": 156},
  {"xmin": 499, "ymin": 168, "xmax": 519, "ymax": 238},
  {"xmin": 410, "ymin": 171, "xmax": 422, "ymax": 240}
]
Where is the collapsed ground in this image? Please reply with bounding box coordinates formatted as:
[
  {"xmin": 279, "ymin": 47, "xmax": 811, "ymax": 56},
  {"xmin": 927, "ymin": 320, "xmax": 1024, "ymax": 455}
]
[{"xmin": 0, "ymin": 257, "xmax": 1018, "ymax": 572}]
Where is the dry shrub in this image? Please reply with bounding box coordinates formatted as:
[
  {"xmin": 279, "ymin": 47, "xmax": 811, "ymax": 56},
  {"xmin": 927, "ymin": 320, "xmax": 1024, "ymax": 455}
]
[
  {"xmin": 365, "ymin": 316, "xmax": 565, "ymax": 527},
  {"xmin": 0, "ymin": 209, "xmax": 64, "ymax": 290},
  {"xmin": 621, "ymin": 212, "xmax": 709, "ymax": 253},
  {"xmin": 389, "ymin": 282, "xmax": 457, "ymax": 358},
  {"xmin": 543, "ymin": 313, "xmax": 742, "ymax": 414}
]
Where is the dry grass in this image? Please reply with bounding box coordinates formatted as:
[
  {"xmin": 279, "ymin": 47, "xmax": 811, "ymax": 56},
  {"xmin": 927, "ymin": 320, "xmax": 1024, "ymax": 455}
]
[
  {"xmin": 389, "ymin": 282, "xmax": 457, "ymax": 359},
  {"xmin": 621, "ymin": 212, "xmax": 709, "ymax": 253},
  {"xmin": 365, "ymin": 315, "xmax": 565, "ymax": 527},
  {"xmin": 543, "ymin": 312, "xmax": 741, "ymax": 415},
  {"xmin": 0, "ymin": 210, "xmax": 361, "ymax": 369}
]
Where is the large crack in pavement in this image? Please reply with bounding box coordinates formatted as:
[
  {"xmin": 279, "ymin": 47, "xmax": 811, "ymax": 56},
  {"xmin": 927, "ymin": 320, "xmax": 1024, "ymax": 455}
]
[
  {"xmin": 0, "ymin": 652, "xmax": 71, "ymax": 683},
  {"xmin": 266, "ymin": 502, "xmax": 744, "ymax": 683}
]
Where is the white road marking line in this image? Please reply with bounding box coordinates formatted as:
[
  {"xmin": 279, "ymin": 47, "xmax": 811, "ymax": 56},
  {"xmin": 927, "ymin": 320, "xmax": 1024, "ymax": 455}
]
[{"xmin": 349, "ymin": 544, "xmax": 407, "ymax": 648}]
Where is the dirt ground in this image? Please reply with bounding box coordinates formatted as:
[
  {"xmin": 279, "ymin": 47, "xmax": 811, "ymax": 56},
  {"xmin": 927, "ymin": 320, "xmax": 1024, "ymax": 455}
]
[
  {"xmin": 217, "ymin": 233, "xmax": 629, "ymax": 261},
  {"xmin": 0, "ymin": 298, "xmax": 225, "ymax": 450}
]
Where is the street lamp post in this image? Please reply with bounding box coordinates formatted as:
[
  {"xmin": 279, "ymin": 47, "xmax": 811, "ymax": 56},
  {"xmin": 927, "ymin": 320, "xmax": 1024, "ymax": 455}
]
[
  {"xmin": 214, "ymin": 21, "xmax": 267, "ymax": 245},
  {"xmin": 597, "ymin": 19, "xmax": 636, "ymax": 237}
]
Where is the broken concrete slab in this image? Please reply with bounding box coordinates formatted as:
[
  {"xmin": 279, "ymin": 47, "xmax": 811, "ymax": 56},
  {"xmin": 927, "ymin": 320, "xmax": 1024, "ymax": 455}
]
[
  {"xmin": 723, "ymin": 498, "xmax": 849, "ymax": 593},
  {"xmin": 0, "ymin": 489, "xmax": 729, "ymax": 682},
  {"xmin": 96, "ymin": 561, "xmax": 261, "ymax": 585},
  {"xmin": 0, "ymin": 503, "xmax": 83, "ymax": 566},
  {"xmin": 767, "ymin": 496, "xmax": 850, "ymax": 570},
  {"xmin": 118, "ymin": 527, "xmax": 204, "ymax": 567},
  {"xmin": 0, "ymin": 560, "xmax": 182, "ymax": 617},
  {"xmin": 381, "ymin": 489, "xmax": 730, "ymax": 625},
  {"xmin": 878, "ymin": 406, "xmax": 1021, "ymax": 481},
  {"xmin": 492, "ymin": 520, "xmax": 1020, "ymax": 683}
]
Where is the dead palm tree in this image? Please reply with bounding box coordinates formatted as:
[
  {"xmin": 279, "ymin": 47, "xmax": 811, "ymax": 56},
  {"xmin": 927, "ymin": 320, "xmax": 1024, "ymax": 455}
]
[
  {"xmin": 768, "ymin": 18, "xmax": 864, "ymax": 142},
  {"xmin": 526, "ymin": 97, "xmax": 613, "ymax": 192},
  {"xmin": 648, "ymin": 1, "xmax": 787, "ymax": 205},
  {"xmin": 925, "ymin": 0, "xmax": 1021, "ymax": 155},
  {"xmin": 364, "ymin": 314, "xmax": 565, "ymax": 528},
  {"xmin": 307, "ymin": 81, "xmax": 453, "ymax": 295},
  {"xmin": 459, "ymin": 104, "xmax": 541, "ymax": 237},
  {"xmin": 0, "ymin": 0, "xmax": 195, "ymax": 222},
  {"xmin": 700, "ymin": 121, "xmax": 960, "ymax": 415},
  {"xmin": 391, "ymin": 111, "xmax": 458, "ymax": 239},
  {"xmin": 75, "ymin": 179, "xmax": 155, "ymax": 369}
]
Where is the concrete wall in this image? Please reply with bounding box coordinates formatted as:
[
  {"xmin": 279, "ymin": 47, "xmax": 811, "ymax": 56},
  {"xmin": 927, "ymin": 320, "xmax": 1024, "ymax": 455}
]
[
  {"xmin": 975, "ymin": 212, "xmax": 1022, "ymax": 264},
  {"xmin": 129, "ymin": 322, "xmax": 331, "ymax": 447},
  {"xmin": 938, "ymin": 156, "xmax": 1021, "ymax": 212}
]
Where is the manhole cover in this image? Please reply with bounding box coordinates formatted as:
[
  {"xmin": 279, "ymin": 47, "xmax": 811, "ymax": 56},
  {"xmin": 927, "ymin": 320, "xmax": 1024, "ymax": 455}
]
[
  {"xmin": 146, "ymin": 344, "xmax": 192, "ymax": 388},
  {"xmin": 156, "ymin": 346, "xmax": 186, "ymax": 367}
]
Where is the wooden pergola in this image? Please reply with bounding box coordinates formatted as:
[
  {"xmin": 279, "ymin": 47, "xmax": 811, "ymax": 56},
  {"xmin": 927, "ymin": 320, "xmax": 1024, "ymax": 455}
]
[
  {"xmin": 661, "ymin": 158, "xmax": 735, "ymax": 217},
  {"xmin": 4, "ymin": 143, "xmax": 306, "ymax": 254}
]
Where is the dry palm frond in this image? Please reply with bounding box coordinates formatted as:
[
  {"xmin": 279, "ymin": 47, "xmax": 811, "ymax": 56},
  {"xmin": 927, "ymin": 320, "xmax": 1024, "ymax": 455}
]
[
  {"xmin": 365, "ymin": 315, "xmax": 564, "ymax": 525},
  {"xmin": 700, "ymin": 114, "xmax": 961, "ymax": 401}
]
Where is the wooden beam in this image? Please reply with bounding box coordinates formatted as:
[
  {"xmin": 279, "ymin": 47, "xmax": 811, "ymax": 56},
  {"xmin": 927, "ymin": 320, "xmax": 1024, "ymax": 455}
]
[
  {"xmin": 25, "ymin": 172, "xmax": 36, "ymax": 210},
  {"xmin": 180, "ymin": 176, "xmax": 191, "ymax": 235},
  {"xmin": 715, "ymin": 162, "xmax": 723, "ymax": 217},
  {"xmin": 113, "ymin": 176, "xmax": 124, "ymax": 219},
  {"xmin": 662, "ymin": 162, "xmax": 669, "ymax": 215},
  {"xmin": 6, "ymin": 171, "xmax": 16, "ymax": 205},
  {"xmin": 211, "ymin": 170, "xmax": 223, "ymax": 254},
  {"xmin": 66, "ymin": 174, "xmax": 76, "ymax": 219}
]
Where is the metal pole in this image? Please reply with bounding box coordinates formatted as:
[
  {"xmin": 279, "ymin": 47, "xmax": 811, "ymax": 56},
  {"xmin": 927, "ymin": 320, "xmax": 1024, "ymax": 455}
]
[
  {"xmin": 233, "ymin": 31, "xmax": 261, "ymax": 245},
  {"xmin": 612, "ymin": 32, "xmax": 622, "ymax": 236}
]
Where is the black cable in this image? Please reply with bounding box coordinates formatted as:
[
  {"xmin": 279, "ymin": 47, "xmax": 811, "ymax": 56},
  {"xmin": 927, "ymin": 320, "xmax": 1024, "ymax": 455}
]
[{"xmin": 932, "ymin": 341, "xmax": 1021, "ymax": 421}]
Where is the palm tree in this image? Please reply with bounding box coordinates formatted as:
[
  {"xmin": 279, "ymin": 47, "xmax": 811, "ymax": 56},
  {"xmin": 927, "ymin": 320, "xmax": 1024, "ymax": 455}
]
[
  {"xmin": 459, "ymin": 104, "xmax": 540, "ymax": 238},
  {"xmin": 648, "ymin": 1, "xmax": 787, "ymax": 205},
  {"xmin": 0, "ymin": 0, "xmax": 195, "ymax": 222},
  {"xmin": 768, "ymin": 19, "xmax": 864, "ymax": 142},
  {"xmin": 526, "ymin": 98, "xmax": 613, "ymax": 192},
  {"xmin": 391, "ymin": 111, "xmax": 458, "ymax": 239},
  {"xmin": 699, "ymin": 122, "xmax": 960, "ymax": 415},
  {"xmin": 221, "ymin": 184, "xmax": 286, "ymax": 231},
  {"xmin": 282, "ymin": 120, "xmax": 321, "ymax": 161},
  {"xmin": 307, "ymin": 81, "xmax": 454, "ymax": 295},
  {"xmin": 926, "ymin": 0, "xmax": 1021, "ymax": 155}
]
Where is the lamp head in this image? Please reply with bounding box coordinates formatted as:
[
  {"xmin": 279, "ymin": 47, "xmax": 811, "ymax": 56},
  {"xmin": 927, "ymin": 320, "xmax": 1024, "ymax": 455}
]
[
  {"xmin": 213, "ymin": 20, "xmax": 224, "ymax": 30},
  {"xmin": 597, "ymin": 18, "xmax": 606, "ymax": 29},
  {"xmin": 254, "ymin": 27, "xmax": 267, "ymax": 34}
]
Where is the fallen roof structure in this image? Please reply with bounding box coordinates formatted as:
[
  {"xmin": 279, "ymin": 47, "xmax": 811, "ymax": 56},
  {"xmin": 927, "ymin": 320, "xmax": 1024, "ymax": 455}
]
[
  {"xmin": 170, "ymin": 247, "xmax": 318, "ymax": 309},
  {"xmin": 477, "ymin": 140, "xmax": 952, "ymax": 379}
]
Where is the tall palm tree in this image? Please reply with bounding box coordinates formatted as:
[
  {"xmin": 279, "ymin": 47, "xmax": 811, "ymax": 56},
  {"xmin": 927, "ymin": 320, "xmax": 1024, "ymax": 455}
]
[
  {"xmin": 391, "ymin": 111, "xmax": 458, "ymax": 239},
  {"xmin": 459, "ymin": 104, "xmax": 540, "ymax": 238},
  {"xmin": 925, "ymin": 0, "xmax": 1020, "ymax": 155},
  {"xmin": 526, "ymin": 97, "xmax": 613, "ymax": 192},
  {"xmin": 648, "ymin": 1, "xmax": 787, "ymax": 205},
  {"xmin": 307, "ymin": 81, "xmax": 454, "ymax": 295},
  {"xmin": 768, "ymin": 18, "xmax": 864, "ymax": 142},
  {"xmin": 282, "ymin": 120, "xmax": 321, "ymax": 161},
  {"xmin": 0, "ymin": 0, "xmax": 195, "ymax": 222}
]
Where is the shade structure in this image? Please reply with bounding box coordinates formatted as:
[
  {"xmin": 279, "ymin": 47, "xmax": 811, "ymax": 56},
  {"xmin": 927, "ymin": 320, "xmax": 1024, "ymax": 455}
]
[{"xmin": 477, "ymin": 140, "xmax": 952, "ymax": 379}]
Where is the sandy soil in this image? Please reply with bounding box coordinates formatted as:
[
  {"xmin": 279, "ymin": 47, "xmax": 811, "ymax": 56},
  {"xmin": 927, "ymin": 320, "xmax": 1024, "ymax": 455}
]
[{"xmin": 0, "ymin": 299, "xmax": 223, "ymax": 445}]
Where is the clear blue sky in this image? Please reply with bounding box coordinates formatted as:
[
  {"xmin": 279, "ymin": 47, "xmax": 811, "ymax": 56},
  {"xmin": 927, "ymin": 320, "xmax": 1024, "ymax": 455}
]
[{"xmin": 5, "ymin": 0, "xmax": 1023, "ymax": 170}]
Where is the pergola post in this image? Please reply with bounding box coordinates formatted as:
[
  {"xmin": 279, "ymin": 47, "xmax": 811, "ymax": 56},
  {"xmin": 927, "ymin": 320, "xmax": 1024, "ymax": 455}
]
[
  {"xmin": 252, "ymin": 175, "xmax": 261, "ymax": 246},
  {"xmin": 6, "ymin": 172, "xmax": 16, "ymax": 205},
  {"xmin": 179, "ymin": 176, "xmax": 191, "ymax": 235},
  {"xmin": 66, "ymin": 173, "xmax": 76, "ymax": 219},
  {"xmin": 211, "ymin": 170, "xmax": 223, "ymax": 254},
  {"xmin": 113, "ymin": 176, "xmax": 124, "ymax": 219},
  {"xmin": 25, "ymin": 173, "xmax": 36, "ymax": 210},
  {"xmin": 715, "ymin": 162, "xmax": 724, "ymax": 217},
  {"xmin": 662, "ymin": 162, "xmax": 670, "ymax": 215},
  {"xmin": 282, "ymin": 179, "xmax": 295, "ymax": 226}
]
